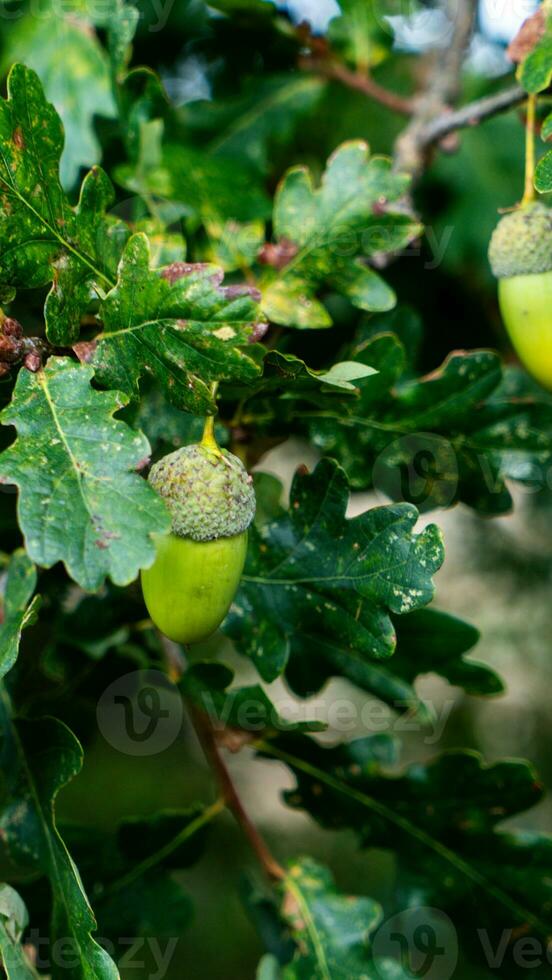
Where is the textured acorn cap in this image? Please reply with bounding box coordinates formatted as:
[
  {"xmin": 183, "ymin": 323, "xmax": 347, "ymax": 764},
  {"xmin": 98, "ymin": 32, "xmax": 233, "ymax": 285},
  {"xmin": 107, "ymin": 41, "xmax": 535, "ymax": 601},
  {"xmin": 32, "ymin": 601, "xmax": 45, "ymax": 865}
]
[
  {"xmin": 149, "ymin": 444, "xmax": 256, "ymax": 542},
  {"xmin": 489, "ymin": 202, "xmax": 552, "ymax": 279}
]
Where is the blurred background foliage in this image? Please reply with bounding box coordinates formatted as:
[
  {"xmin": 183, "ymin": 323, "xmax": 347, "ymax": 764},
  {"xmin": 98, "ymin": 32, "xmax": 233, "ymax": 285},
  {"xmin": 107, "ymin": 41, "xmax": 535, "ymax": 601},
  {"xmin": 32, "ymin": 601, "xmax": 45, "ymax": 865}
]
[{"xmin": 1, "ymin": 0, "xmax": 551, "ymax": 976}]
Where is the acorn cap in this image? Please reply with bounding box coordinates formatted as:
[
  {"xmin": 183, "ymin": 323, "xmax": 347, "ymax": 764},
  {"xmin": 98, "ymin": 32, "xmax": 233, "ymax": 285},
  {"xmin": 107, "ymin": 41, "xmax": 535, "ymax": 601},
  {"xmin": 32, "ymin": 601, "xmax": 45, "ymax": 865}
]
[
  {"xmin": 149, "ymin": 443, "xmax": 256, "ymax": 542},
  {"xmin": 489, "ymin": 202, "xmax": 552, "ymax": 279}
]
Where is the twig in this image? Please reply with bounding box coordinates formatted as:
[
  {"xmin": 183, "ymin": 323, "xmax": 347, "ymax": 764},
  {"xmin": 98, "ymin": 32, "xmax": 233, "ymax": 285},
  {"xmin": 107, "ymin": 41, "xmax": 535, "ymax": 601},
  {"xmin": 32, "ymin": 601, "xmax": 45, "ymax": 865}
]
[
  {"xmin": 159, "ymin": 632, "xmax": 285, "ymax": 882},
  {"xmin": 189, "ymin": 704, "xmax": 285, "ymax": 882},
  {"xmin": 300, "ymin": 55, "xmax": 415, "ymax": 116},
  {"xmin": 394, "ymin": 0, "xmax": 479, "ymax": 178},
  {"xmin": 420, "ymin": 84, "xmax": 527, "ymax": 146}
]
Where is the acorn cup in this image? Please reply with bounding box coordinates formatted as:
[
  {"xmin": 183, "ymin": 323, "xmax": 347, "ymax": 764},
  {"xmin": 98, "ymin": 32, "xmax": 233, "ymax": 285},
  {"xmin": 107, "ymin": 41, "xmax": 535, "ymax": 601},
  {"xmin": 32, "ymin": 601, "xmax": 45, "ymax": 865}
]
[
  {"xmin": 141, "ymin": 429, "xmax": 255, "ymax": 644},
  {"xmin": 488, "ymin": 202, "xmax": 552, "ymax": 389}
]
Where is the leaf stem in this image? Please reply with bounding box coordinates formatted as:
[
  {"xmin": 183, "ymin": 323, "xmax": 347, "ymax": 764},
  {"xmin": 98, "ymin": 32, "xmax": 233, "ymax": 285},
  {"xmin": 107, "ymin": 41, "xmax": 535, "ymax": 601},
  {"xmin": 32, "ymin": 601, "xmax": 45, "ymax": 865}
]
[
  {"xmin": 99, "ymin": 798, "xmax": 226, "ymax": 900},
  {"xmin": 522, "ymin": 94, "xmax": 538, "ymax": 206}
]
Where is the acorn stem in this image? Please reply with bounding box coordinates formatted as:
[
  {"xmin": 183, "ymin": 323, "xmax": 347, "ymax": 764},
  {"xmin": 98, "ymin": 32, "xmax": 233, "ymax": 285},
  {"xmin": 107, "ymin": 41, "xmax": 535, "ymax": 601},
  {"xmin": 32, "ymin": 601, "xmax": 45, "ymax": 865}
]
[
  {"xmin": 521, "ymin": 94, "xmax": 537, "ymax": 207},
  {"xmin": 201, "ymin": 414, "xmax": 219, "ymax": 451},
  {"xmin": 201, "ymin": 382, "xmax": 221, "ymax": 453}
]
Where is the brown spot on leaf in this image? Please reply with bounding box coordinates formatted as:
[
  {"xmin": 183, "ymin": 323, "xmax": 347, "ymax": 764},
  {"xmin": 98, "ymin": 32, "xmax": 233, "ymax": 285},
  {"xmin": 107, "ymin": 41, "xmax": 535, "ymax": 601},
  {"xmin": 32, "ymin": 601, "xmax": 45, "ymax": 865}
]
[
  {"xmin": 12, "ymin": 127, "xmax": 25, "ymax": 150},
  {"xmin": 249, "ymin": 320, "xmax": 268, "ymax": 343},
  {"xmin": 223, "ymin": 284, "xmax": 262, "ymax": 303},
  {"xmin": 507, "ymin": 8, "xmax": 546, "ymax": 63},
  {"xmin": 73, "ymin": 340, "xmax": 98, "ymax": 363},
  {"xmin": 258, "ymin": 238, "xmax": 298, "ymax": 270},
  {"xmin": 161, "ymin": 262, "xmax": 224, "ymax": 288}
]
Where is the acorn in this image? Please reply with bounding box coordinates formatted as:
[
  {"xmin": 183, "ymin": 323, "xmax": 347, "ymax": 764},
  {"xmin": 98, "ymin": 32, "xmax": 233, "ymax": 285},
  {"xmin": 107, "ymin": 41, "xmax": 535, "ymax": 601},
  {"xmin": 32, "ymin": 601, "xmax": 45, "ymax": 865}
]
[
  {"xmin": 488, "ymin": 202, "xmax": 552, "ymax": 389},
  {"xmin": 141, "ymin": 425, "xmax": 255, "ymax": 644}
]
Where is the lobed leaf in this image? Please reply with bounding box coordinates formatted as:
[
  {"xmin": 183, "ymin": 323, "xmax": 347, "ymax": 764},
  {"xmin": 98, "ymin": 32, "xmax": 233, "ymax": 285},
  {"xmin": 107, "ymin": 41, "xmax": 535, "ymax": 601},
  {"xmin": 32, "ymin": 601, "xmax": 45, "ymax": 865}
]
[
  {"xmin": 0, "ymin": 357, "xmax": 170, "ymax": 592},
  {"xmin": 225, "ymin": 458, "xmax": 443, "ymax": 681},
  {"xmin": 518, "ymin": 11, "xmax": 552, "ymax": 94},
  {"xmin": 4, "ymin": 5, "xmax": 116, "ymax": 188},
  {"xmin": 0, "ymin": 884, "xmax": 39, "ymax": 979},
  {"xmin": 0, "ymin": 65, "xmax": 128, "ymax": 344},
  {"xmin": 262, "ymin": 734, "xmax": 552, "ymax": 943},
  {"xmin": 93, "ymin": 234, "xmax": 265, "ymax": 413},
  {"xmin": 286, "ymin": 607, "xmax": 502, "ymax": 721},
  {"xmin": 535, "ymin": 147, "xmax": 552, "ymax": 192},
  {"xmin": 261, "ymin": 142, "xmax": 421, "ymax": 328},
  {"xmin": 308, "ymin": 332, "xmax": 552, "ymax": 514},
  {"xmin": 0, "ymin": 692, "xmax": 119, "ymax": 979},
  {"xmin": 0, "ymin": 550, "xmax": 40, "ymax": 681}
]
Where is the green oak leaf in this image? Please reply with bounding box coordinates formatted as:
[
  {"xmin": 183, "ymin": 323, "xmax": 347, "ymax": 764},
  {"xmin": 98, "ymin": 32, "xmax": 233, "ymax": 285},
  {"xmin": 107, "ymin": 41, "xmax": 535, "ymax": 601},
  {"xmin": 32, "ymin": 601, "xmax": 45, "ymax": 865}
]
[
  {"xmin": 240, "ymin": 350, "xmax": 378, "ymax": 408},
  {"xmin": 308, "ymin": 333, "xmax": 552, "ymax": 515},
  {"xmin": 0, "ymin": 550, "xmax": 40, "ymax": 681},
  {"xmin": 116, "ymin": 131, "xmax": 271, "ymax": 223},
  {"xmin": 279, "ymin": 857, "xmax": 383, "ymax": 980},
  {"xmin": 328, "ymin": 0, "xmax": 392, "ymax": 69},
  {"xmin": 106, "ymin": 0, "xmax": 140, "ymax": 84},
  {"xmin": 286, "ymin": 607, "xmax": 502, "ymax": 722},
  {"xmin": 203, "ymin": 219, "xmax": 265, "ymax": 273},
  {"xmin": 535, "ymin": 148, "xmax": 552, "ymax": 192},
  {"xmin": 263, "ymin": 734, "xmax": 552, "ymax": 941},
  {"xmin": 181, "ymin": 663, "xmax": 326, "ymax": 735},
  {"xmin": 257, "ymin": 957, "xmax": 280, "ymax": 980},
  {"xmin": 0, "ymin": 884, "xmax": 39, "ymax": 979},
  {"xmin": 185, "ymin": 75, "xmax": 325, "ymax": 175},
  {"xmin": 133, "ymin": 384, "xmax": 229, "ymax": 457},
  {"xmin": 0, "ymin": 357, "xmax": 170, "ymax": 592},
  {"xmin": 250, "ymin": 471, "xmax": 501, "ymax": 713},
  {"xmin": 224, "ymin": 458, "xmax": 443, "ymax": 681},
  {"xmin": 0, "ymin": 64, "xmax": 128, "ymax": 344},
  {"xmin": 208, "ymin": 0, "xmax": 277, "ymax": 13},
  {"xmin": 0, "ymin": 692, "xmax": 119, "ymax": 979},
  {"xmin": 93, "ymin": 233, "xmax": 265, "ymax": 413},
  {"xmin": 518, "ymin": 11, "xmax": 552, "ymax": 94},
  {"xmin": 261, "ymin": 141, "xmax": 421, "ymax": 328},
  {"xmin": 64, "ymin": 803, "xmax": 215, "ymax": 942},
  {"xmin": 263, "ymin": 858, "xmax": 411, "ymax": 979},
  {"xmin": 4, "ymin": 6, "xmax": 117, "ymax": 188}
]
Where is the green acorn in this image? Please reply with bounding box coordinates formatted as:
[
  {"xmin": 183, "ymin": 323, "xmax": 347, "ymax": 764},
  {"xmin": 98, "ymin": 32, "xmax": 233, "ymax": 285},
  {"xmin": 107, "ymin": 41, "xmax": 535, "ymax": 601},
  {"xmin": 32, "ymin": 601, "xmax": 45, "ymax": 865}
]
[
  {"xmin": 488, "ymin": 202, "xmax": 552, "ymax": 389},
  {"xmin": 141, "ymin": 423, "xmax": 255, "ymax": 644}
]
